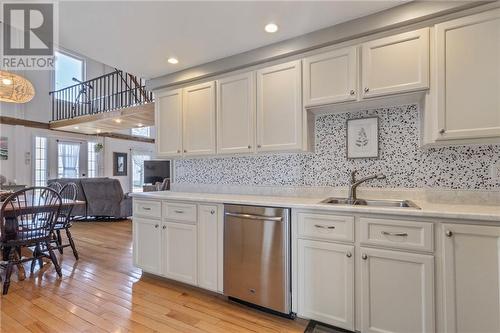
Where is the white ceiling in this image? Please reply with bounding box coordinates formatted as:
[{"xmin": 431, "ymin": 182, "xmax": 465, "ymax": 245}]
[{"xmin": 59, "ymin": 1, "xmax": 407, "ymax": 79}]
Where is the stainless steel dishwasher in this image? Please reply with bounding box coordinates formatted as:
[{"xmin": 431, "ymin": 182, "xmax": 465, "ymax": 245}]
[{"xmin": 224, "ymin": 204, "xmax": 291, "ymax": 315}]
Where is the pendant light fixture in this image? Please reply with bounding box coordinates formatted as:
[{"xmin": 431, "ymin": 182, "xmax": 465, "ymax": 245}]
[{"xmin": 0, "ymin": 70, "xmax": 35, "ymax": 103}]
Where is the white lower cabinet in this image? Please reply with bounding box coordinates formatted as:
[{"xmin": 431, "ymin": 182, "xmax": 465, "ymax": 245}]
[
  {"xmin": 133, "ymin": 200, "xmax": 223, "ymax": 293},
  {"xmin": 132, "ymin": 217, "xmax": 162, "ymax": 275},
  {"xmin": 162, "ymin": 222, "xmax": 197, "ymax": 285},
  {"xmin": 360, "ymin": 247, "xmax": 435, "ymax": 333},
  {"xmin": 442, "ymin": 224, "xmax": 500, "ymax": 333},
  {"xmin": 197, "ymin": 205, "xmax": 220, "ymax": 292},
  {"xmin": 297, "ymin": 239, "xmax": 354, "ymax": 330}
]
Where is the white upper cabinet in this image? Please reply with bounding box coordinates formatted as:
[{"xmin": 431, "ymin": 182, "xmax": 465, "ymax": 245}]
[
  {"xmin": 434, "ymin": 9, "xmax": 500, "ymax": 141},
  {"xmin": 442, "ymin": 224, "xmax": 500, "ymax": 333},
  {"xmin": 216, "ymin": 72, "xmax": 256, "ymax": 154},
  {"xmin": 361, "ymin": 28, "xmax": 430, "ymax": 98},
  {"xmin": 303, "ymin": 47, "xmax": 358, "ymax": 106},
  {"xmin": 155, "ymin": 88, "xmax": 183, "ymax": 157},
  {"xmin": 182, "ymin": 81, "xmax": 216, "ymax": 156},
  {"xmin": 360, "ymin": 247, "xmax": 435, "ymax": 333},
  {"xmin": 256, "ymin": 60, "xmax": 303, "ymax": 152}
]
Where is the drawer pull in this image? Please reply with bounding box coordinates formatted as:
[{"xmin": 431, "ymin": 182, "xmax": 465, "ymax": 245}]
[
  {"xmin": 154, "ymin": 224, "xmax": 159, "ymax": 228},
  {"xmin": 362, "ymin": 254, "xmax": 368, "ymax": 260},
  {"xmin": 445, "ymin": 230, "xmax": 453, "ymax": 237},
  {"xmin": 142, "ymin": 207, "xmax": 151, "ymax": 211},
  {"xmin": 162, "ymin": 225, "xmax": 166, "ymax": 230},
  {"xmin": 314, "ymin": 224, "xmax": 335, "ymax": 229},
  {"xmin": 174, "ymin": 210, "xmax": 185, "ymax": 214},
  {"xmin": 381, "ymin": 231, "xmax": 408, "ymax": 237}
]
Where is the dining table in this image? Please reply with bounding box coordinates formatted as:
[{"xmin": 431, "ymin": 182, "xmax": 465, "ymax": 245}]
[{"xmin": 0, "ymin": 197, "xmax": 85, "ymax": 280}]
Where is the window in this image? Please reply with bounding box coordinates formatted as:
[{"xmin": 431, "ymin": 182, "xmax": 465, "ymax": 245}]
[
  {"xmin": 54, "ymin": 51, "xmax": 84, "ymax": 92},
  {"xmin": 87, "ymin": 142, "xmax": 98, "ymax": 178},
  {"xmin": 131, "ymin": 152, "xmax": 151, "ymax": 192},
  {"xmin": 58, "ymin": 141, "xmax": 80, "ymax": 178},
  {"xmin": 34, "ymin": 137, "xmax": 48, "ymax": 186},
  {"xmin": 131, "ymin": 126, "xmax": 150, "ymax": 137}
]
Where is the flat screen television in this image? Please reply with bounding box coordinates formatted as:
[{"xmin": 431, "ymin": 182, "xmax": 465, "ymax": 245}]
[{"xmin": 144, "ymin": 160, "xmax": 170, "ymax": 184}]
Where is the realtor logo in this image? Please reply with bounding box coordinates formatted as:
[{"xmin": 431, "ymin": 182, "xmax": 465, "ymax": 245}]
[{"xmin": 1, "ymin": 2, "xmax": 57, "ymax": 69}]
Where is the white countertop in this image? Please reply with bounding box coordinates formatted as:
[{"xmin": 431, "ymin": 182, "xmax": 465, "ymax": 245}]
[{"xmin": 130, "ymin": 191, "xmax": 500, "ymax": 223}]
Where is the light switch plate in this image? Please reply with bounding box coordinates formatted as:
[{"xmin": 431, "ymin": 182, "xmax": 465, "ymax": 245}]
[{"xmin": 492, "ymin": 161, "xmax": 500, "ymax": 181}]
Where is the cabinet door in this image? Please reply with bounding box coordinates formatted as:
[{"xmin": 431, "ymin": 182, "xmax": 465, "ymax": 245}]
[
  {"xmin": 155, "ymin": 88, "xmax": 183, "ymax": 157},
  {"xmin": 197, "ymin": 205, "xmax": 220, "ymax": 292},
  {"xmin": 256, "ymin": 60, "xmax": 303, "ymax": 152},
  {"xmin": 217, "ymin": 72, "xmax": 255, "ymax": 154},
  {"xmin": 360, "ymin": 247, "xmax": 435, "ymax": 333},
  {"xmin": 361, "ymin": 28, "xmax": 429, "ymax": 98},
  {"xmin": 298, "ymin": 239, "xmax": 354, "ymax": 330},
  {"xmin": 442, "ymin": 224, "xmax": 500, "ymax": 333},
  {"xmin": 162, "ymin": 222, "xmax": 197, "ymax": 285},
  {"xmin": 303, "ymin": 47, "xmax": 357, "ymax": 106},
  {"xmin": 132, "ymin": 218, "xmax": 161, "ymax": 274},
  {"xmin": 182, "ymin": 81, "xmax": 216, "ymax": 156},
  {"xmin": 435, "ymin": 9, "xmax": 500, "ymax": 140}
]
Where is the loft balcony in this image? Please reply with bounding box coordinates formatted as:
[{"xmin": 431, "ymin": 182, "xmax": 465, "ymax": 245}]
[{"xmin": 49, "ymin": 69, "xmax": 154, "ymax": 135}]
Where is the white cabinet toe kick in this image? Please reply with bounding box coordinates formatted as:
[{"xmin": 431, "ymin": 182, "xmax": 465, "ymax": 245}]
[{"xmin": 133, "ymin": 198, "xmax": 500, "ymax": 333}]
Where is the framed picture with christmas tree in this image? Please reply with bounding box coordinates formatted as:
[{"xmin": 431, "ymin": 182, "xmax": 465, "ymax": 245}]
[{"xmin": 346, "ymin": 116, "xmax": 379, "ymax": 159}]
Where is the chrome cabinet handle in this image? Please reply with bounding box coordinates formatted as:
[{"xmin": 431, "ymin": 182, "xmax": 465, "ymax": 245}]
[
  {"xmin": 154, "ymin": 224, "xmax": 159, "ymax": 228},
  {"xmin": 142, "ymin": 207, "xmax": 151, "ymax": 211},
  {"xmin": 314, "ymin": 224, "xmax": 335, "ymax": 229},
  {"xmin": 439, "ymin": 128, "xmax": 446, "ymax": 135},
  {"xmin": 445, "ymin": 230, "xmax": 453, "ymax": 237},
  {"xmin": 346, "ymin": 252, "xmax": 352, "ymax": 258},
  {"xmin": 248, "ymin": 145, "xmax": 252, "ymax": 149},
  {"xmin": 350, "ymin": 90, "xmax": 355, "ymax": 96},
  {"xmin": 364, "ymin": 87, "xmax": 369, "ymax": 93},
  {"xmin": 210, "ymin": 210, "xmax": 215, "ymax": 215},
  {"xmin": 362, "ymin": 254, "xmax": 368, "ymax": 260},
  {"xmin": 162, "ymin": 225, "xmax": 166, "ymax": 230},
  {"xmin": 174, "ymin": 210, "xmax": 184, "ymax": 214},
  {"xmin": 183, "ymin": 150, "xmax": 187, "ymax": 153},
  {"xmin": 381, "ymin": 231, "xmax": 408, "ymax": 237}
]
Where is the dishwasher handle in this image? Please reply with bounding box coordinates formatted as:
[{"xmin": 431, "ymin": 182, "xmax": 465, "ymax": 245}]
[{"xmin": 225, "ymin": 212, "xmax": 283, "ymax": 222}]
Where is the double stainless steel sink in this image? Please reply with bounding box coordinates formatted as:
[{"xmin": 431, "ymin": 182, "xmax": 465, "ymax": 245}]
[{"xmin": 320, "ymin": 197, "xmax": 421, "ymax": 209}]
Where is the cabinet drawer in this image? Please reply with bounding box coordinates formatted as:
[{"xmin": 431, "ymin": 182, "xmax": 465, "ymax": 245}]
[
  {"xmin": 297, "ymin": 212, "xmax": 354, "ymax": 242},
  {"xmin": 359, "ymin": 217, "xmax": 433, "ymax": 252},
  {"xmin": 163, "ymin": 202, "xmax": 197, "ymax": 223},
  {"xmin": 134, "ymin": 200, "xmax": 161, "ymax": 219}
]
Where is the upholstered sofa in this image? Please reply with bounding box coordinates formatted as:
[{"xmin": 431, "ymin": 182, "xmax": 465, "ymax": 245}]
[{"xmin": 48, "ymin": 177, "xmax": 132, "ymax": 219}]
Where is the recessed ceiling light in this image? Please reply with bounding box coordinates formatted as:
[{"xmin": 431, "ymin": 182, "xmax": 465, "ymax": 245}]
[
  {"xmin": 1, "ymin": 78, "xmax": 13, "ymax": 85},
  {"xmin": 73, "ymin": 126, "xmax": 79, "ymax": 130},
  {"xmin": 264, "ymin": 23, "xmax": 278, "ymax": 33},
  {"xmin": 114, "ymin": 119, "xmax": 122, "ymax": 123},
  {"xmin": 96, "ymin": 129, "xmax": 101, "ymax": 134},
  {"xmin": 167, "ymin": 57, "xmax": 179, "ymax": 64},
  {"xmin": 137, "ymin": 123, "xmax": 144, "ymax": 127}
]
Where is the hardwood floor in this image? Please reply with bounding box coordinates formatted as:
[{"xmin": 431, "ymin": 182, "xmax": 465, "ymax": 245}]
[{"xmin": 1, "ymin": 220, "xmax": 307, "ymax": 333}]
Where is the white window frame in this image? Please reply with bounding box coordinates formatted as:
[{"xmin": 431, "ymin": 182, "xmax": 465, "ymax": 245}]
[
  {"xmin": 33, "ymin": 136, "xmax": 48, "ymax": 187},
  {"xmin": 52, "ymin": 48, "xmax": 86, "ymax": 92}
]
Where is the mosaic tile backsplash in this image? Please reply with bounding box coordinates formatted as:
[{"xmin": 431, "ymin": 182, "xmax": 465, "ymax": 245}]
[{"xmin": 174, "ymin": 104, "xmax": 500, "ymax": 190}]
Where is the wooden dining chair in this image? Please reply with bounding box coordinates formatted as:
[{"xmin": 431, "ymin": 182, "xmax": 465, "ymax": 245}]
[
  {"xmin": 0, "ymin": 187, "xmax": 62, "ymax": 295},
  {"xmin": 51, "ymin": 183, "xmax": 79, "ymax": 259},
  {"xmin": 47, "ymin": 181, "xmax": 62, "ymax": 193}
]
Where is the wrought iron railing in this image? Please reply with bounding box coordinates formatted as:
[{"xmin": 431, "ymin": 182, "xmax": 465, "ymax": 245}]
[{"xmin": 50, "ymin": 69, "xmax": 153, "ymax": 121}]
